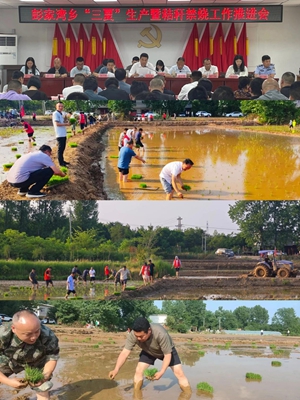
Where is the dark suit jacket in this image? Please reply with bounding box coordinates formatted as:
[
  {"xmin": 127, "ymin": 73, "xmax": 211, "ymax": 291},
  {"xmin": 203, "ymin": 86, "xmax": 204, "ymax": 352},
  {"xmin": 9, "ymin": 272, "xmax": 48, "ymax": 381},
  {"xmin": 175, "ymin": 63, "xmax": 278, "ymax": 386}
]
[
  {"xmin": 100, "ymin": 86, "xmax": 130, "ymax": 100},
  {"xmin": 23, "ymin": 90, "xmax": 48, "ymax": 100},
  {"xmin": 150, "ymin": 90, "xmax": 175, "ymax": 100},
  {"xmin": 280, "ymin": 86, "xmax": 291, "ymax": 98}
]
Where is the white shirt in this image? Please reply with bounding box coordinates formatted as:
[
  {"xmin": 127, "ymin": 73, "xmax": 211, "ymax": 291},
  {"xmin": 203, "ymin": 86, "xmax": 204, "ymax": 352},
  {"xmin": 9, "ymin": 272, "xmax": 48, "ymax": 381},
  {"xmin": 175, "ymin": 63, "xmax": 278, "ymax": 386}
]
[
  {"xmin": 89, "ymin": 269, "xmax": 96, "ymax": 278},
  {"xmin": 225, "ymin": 65, "xmax": 248, "ymax": 78},
  {"xmin": 70, "ymin": 65, "xmax": 91, "ymax": 77},
  {"xmin": 159, "ymin": 161, "xmax": 183, "ymax": 184},
  {"xmin": 3, "ymin": 83, "xmax": 28, "ymax": 93},
  {"xmin": 198, "ymin": 65, "xmax": 218, "ymax": 77},
  {"xmin": 178, "ymin": 81, "xmax": 199, "ymax": 100},
  {"xmin": 118, "ymin": 268, "xmax": 130, "ymax": 280},
  {"xmin": 52, "ymin": 110, "xmax": 67, "ymax": 138},
  {"xmin": 168, "ymin": 65, "xmax": 191, "ymax": 76},
  {"xmin": 20, "ymin": 66, "xmax": 40, "ymax": 76},
  {"xmin": 62, "ymin": 85, "xmax": 83, "ymax": 99},
  {"xmin": 129, "ymin": 61, "xmax": 155, "ymax": 77}
]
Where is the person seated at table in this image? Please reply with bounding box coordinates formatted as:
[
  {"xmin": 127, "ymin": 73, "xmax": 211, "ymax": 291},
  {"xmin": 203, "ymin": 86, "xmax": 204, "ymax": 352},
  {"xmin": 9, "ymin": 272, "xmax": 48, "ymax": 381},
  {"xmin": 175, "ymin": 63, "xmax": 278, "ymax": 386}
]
[
  {"xmin": 257, "ymin": 78, "xmax": 288, "ymax": 100},
  {"xmin": 249, "ymin": 77, "xmax": 264, "ymax": 99},
  {"xmin": 198, "ymin": 78, "xmax": 213, "ymax": 99},
  {"xmin": 23, "ymin": 76, "xmax": 48, "ymax": 100},
  {"xmin": 211, "ymin": 86, "xmax": 234, "ymax": 100},
  {"xmin": 70, "ymin": 57, "xmax": 91, "ymax": 77},
  {"xmin": 234, "ymin": 77, "xmax": 251, "ymax": 99},
  {"xmin": 169, "ymin": 57, "xmax": 191, "ymax": 76},
  {"xmin": 100, "ymin": 77, "xmax": 130, "ymax": 100},
  {"xmin": 155, "ymin": 60, "xmax": 170, "ymax": 75},
  {"xmin": 0, "ymin": 80, "xmax": 31, "ymax": 100},
  {"xmin": 66, "ymin": 92, "xmax": 89, "ymax": 100},
  {"xmin": 83, "ymin": 76, "xmax": 108, "ymax": 101},
  {"xmin": 225, "ymin": 55, "xmax": 248, "ymax": 78},
  {"xmin": 198, "ymin": 58, "xmax": 218, "ymax": 78},
  {"xmin": 47, "ymin": 57, "xmax": 68, "ymax": 77},
  {"xmin": 289, "ymin": 81, "xmax": 300, "ymax": 101},
  {"xmin": 115, "ymin": 68, "xmax": 131, "ymax": 94},
  {"xmin": 178, "ymin": 70, "xmax": 202, "ymax": 100},
  {"xmin": 126, "ymin": 56, "xmax": 139, "ymax": 72},
  {"xmin": 280, "ymin": 71, "xmax": 295, "ymax": 98},
  {"xmin": 152, "ymin": 75, "xmax": 175, "ymax": 97},
  {"xmin": 188, "ymin": 86, "xmax": 208, "ymax": 100},
  {"xmin": 97, "ymin": 58, "xmax": 116, "ymax": 76},
  {"xmin": 129, "ymin": 81, "xmax": 149, "ymax": 100},
  {"xmin": 148, "ymin": 78, "xmax": 175, "ymax": 100},
  {"xmin": 20, "ymin": 57, "xmax": 40, "ymax": 76},
  {"xmin": 2, "ymin": 71, "xmax": 27, "ymax": 93},
  {"xmin": 254, "ymin": 55, "xmax": 276, "ymax": 78},
  {"xmin": 62, "ymin": 73, "xmax": 85, "ymax": 99},
  {"xmin": 129, "ymin": 53, "xmax": 155, "ymax": 77}
]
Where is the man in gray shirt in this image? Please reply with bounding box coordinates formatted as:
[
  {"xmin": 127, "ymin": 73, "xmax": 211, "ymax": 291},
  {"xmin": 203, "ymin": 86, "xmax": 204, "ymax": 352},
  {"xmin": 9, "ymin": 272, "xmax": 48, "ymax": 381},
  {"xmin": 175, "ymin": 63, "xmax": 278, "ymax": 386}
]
[
  {"xmin": 109, "ymin": 317, "xmax": 191, "ymax": 395},
  {"xmin": 7, "ymin": 145, "xmax": 65, "ymax": 198},
  {"xmin": 70, "ymin": 57, "xmax": 91, "ymax": 77}
]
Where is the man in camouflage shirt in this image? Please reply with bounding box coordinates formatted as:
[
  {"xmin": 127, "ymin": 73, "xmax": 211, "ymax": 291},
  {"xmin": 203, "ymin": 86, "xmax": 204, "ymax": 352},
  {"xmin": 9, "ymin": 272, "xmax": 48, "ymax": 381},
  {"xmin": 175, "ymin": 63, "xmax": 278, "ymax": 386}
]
[{"xmin": 0, "ymin": 310, "xmax": 59, "ymax": 399}]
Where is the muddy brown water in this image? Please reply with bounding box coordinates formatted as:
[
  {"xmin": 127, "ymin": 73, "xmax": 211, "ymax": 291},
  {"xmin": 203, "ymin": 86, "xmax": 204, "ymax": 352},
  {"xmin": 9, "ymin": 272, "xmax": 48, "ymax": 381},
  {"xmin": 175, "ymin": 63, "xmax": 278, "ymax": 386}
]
[
  {"xmin": 0, "ymin": 127, "xmax": 57, "ymax": 184},
  {"xmin": 2, "ymin": 344, "xmax": 299, "ymax": 400},
  {"xmin": 105, "ymin": 127, "xmax": 300, "ymax": 200}
]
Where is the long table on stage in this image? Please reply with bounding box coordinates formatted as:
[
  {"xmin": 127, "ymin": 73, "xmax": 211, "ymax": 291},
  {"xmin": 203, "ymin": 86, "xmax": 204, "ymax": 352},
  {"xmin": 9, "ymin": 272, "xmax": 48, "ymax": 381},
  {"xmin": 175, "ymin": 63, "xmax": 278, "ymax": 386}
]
[{"xmin": 24, "ymin": 77, "xmax": 242, "ymax": 98}]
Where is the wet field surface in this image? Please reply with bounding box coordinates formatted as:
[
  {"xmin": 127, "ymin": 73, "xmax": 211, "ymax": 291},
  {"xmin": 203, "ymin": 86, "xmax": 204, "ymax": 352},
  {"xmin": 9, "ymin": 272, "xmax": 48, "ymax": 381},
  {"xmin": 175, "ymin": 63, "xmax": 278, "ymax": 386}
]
[
  {"xmin": 105, "ymin": 127, "xmax": 300, "ymax": 200},
  {"xmin": 2, "ymin": 334, "xmax": 299, "ymax": 400}
]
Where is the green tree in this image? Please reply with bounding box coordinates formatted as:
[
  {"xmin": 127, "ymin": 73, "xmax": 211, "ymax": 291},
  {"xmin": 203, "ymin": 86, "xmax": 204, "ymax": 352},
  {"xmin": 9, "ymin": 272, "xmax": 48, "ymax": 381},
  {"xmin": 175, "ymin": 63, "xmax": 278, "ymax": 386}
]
[
  {"xmin": 233, "ymin": 306, "xmax": 251, "ymax": 329},
  {"xmin": 271, "ymin": 308, "xmax": 300, "ymax": 335},
  {"xmin": 72, "ymin": 201, "xmax": 99, "ymax": 231}
]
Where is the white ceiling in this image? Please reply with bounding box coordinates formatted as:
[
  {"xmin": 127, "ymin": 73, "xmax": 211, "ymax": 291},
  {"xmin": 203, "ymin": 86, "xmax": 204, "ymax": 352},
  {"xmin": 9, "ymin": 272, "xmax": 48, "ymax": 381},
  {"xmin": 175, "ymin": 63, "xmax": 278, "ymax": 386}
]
[{"xmin": 1, "ymin": 0, "xmax": 300, "ymax": 9}]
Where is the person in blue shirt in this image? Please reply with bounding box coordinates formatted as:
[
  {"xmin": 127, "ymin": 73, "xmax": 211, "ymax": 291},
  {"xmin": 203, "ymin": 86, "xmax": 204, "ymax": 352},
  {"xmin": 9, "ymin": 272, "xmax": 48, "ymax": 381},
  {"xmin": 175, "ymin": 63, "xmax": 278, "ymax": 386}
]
[
  {"xmin": 254, "ymin": 55, "xmax": 276, "ymax": 78},
  {"xmin": 117, "ymin": 140, "xmax": 146, "ymax": 182}
]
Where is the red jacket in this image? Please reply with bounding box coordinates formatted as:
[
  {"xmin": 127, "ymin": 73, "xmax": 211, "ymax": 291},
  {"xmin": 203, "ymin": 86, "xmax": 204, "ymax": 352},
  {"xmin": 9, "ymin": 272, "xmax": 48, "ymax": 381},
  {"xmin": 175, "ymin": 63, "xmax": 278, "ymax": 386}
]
[{"xmin": 173, "ymin": 258, "xmax": 181, "ymax": 268}]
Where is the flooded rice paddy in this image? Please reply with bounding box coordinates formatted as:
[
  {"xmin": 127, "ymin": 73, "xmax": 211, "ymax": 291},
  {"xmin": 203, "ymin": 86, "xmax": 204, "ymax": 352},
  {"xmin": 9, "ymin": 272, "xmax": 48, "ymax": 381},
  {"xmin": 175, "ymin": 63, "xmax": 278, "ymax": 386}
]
[
  {"xmin": 3, "ymin": 341, "xmax": 299, "ymax": 400},
  {"xmin": 105, "ymin": 127, "xmax": 300, "ymax": 200}
]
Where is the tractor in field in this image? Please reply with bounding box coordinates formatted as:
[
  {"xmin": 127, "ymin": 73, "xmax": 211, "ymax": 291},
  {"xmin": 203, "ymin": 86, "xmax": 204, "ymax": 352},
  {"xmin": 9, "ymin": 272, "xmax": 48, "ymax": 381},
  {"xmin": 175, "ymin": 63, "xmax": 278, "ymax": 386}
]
[{"xmin": 249, "ymin": 250, "xmax": 298, "ymax": 278}]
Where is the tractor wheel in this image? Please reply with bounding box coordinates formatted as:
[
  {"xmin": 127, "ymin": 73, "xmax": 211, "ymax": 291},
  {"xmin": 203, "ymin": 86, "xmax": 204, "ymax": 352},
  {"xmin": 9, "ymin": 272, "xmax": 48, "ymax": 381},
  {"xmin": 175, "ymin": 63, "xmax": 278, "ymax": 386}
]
[
  {"xmin": 277, "ymin": 267, "xmax": 290, "ymax": 278},
  {"xmin": 253, "ymin": 265, "xmax": 269, "ymax": 278}
]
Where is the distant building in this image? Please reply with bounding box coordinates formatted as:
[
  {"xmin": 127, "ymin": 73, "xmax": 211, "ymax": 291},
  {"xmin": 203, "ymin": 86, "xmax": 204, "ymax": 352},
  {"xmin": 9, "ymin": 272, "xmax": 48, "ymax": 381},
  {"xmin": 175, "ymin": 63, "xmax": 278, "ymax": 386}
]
[
  {"xmin": 33, "ymin": 304, "xmax": 54, "ymax": 319},
  {"xmin": 149, "ymin": 314, "xmax": 167, "ymax": 324}
]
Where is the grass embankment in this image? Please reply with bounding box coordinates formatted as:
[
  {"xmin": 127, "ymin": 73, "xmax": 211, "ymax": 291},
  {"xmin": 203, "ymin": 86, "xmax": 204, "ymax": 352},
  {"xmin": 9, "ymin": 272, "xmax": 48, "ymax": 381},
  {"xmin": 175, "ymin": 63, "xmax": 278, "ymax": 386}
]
[{"xmin": 0, "ymin": 259, "xmax": 174, "ymax": 280}]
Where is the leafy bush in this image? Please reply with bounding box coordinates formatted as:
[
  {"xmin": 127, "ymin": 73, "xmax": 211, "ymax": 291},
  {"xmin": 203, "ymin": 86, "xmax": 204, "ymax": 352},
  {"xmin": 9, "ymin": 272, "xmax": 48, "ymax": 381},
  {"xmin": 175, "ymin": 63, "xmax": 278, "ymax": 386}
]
[
  {"xmin": 196, "ymin": 382, "xmax": 213, "ymax": 393},
  {"xmin": 246, "ymin": 372, "xmax": 262, "ymax": 380}
]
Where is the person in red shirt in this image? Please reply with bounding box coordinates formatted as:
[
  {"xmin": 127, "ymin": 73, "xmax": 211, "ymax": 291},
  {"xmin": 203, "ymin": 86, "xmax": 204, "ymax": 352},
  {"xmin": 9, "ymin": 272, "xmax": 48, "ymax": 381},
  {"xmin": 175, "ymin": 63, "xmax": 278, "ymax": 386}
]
[
  {"xmin": 139, "ymin": 262, "xmax": 150, "ymax": 285},
  {"xmin": 173, "ymin": 256, "xmax": 181, "ymax": 279},
  {"xmin": 104, "ymin": 265, "xmax": 111, "ymax": 280},
  {"xmin": 21, "ymin": 119, "xmax": 35, "ymax": 142},
  {"xmin": 44, "ymin": 267, "xmax": 54, "ymax": 287},
  {"xmin": 162, "ymin": 112, "xmax": 167, "ymax": 120}
]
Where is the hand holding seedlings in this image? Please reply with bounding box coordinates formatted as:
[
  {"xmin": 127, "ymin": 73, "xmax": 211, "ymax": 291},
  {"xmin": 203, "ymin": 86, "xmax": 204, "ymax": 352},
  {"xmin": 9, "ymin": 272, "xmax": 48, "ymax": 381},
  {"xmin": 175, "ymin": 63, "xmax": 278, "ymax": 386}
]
[{"xmin": 4, "ymin": 377, "xmax": 28, "ymax": 389}]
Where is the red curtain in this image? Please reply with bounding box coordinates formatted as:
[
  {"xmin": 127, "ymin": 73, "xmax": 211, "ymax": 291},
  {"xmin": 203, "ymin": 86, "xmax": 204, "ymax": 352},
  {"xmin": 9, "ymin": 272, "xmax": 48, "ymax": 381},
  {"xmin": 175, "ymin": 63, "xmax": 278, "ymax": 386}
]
[
  {"xmin": 211, "ymin": 24, "xmax": 224, "ymax": 73},
  {"xmin": 237, "ymin": 23, "xmax": 248, "ymax": 66},
  {"xmin": 182, "ymin": 23, "xmax": 199, "ymax": 71},
  {"xmin": 50, "ymin": 24, "xmax": 65, "ymax": 67},
  {"xmin": 89, "ymin": 24, "xmax": 102, "ymax": 72},
  {"xmin": 224, "ymin": 23, "xmax": 237, "ymax": 72},
  {"xmin": 63, "ymin": 24, "xmax": 77, "ymax": 72},
  {"xmin": 102, "ymin": 24, "xmax": 123, "ymax": 68},
  {"xmin": 198, "ymin": 23, "xmax": 210, "ymax": 65}
]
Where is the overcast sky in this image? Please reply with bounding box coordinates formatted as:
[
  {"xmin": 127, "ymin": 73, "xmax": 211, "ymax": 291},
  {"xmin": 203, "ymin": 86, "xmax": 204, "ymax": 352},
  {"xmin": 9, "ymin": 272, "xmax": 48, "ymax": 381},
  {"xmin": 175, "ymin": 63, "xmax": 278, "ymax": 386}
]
[{"xmin": 98, "ymin": 201, "xmax": 239, "ymax": 233}]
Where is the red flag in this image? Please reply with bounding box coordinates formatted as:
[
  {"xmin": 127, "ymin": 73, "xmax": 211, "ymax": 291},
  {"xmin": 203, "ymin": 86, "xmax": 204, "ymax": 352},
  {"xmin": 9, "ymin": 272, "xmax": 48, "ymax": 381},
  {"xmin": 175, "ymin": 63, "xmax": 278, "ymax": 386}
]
[
  {"xmin": 224, "ymin": 24, "xmax": 237, "ymax": 73},
  {"xmin": 63, "ymin": 24, "xmax": 77, "ymax": 72},
  {"xmin": 50, "ymin": 24, "xmax": 65, "ymax": 67},
  {"xmin": 77, "ymin": 24, "xmax": 89, "ymax": 62},
  {"xmin": 199, "ymin": 23, "xmax": 210, "ymax": 64},
  {"xmin": 182, "ymin": 23, "xmax": 199, "ymax": 71},
  {"xmin": 89, "ymin": 24, "xmax": 102, "ymax": 72},
  {"xmin": 237, "ymin": 23, "xmax": 248, "ymax": 66},
  {"xmin": 211, "ymin": 24, "xmax": 224, "ymax": 73},
  {"xmin": 20, "ymin": 106, "xmax": 25, "ymax": 118},
  {"xmin": 102, "ymin": 24, "xmax": 123, "ymax": 68}
]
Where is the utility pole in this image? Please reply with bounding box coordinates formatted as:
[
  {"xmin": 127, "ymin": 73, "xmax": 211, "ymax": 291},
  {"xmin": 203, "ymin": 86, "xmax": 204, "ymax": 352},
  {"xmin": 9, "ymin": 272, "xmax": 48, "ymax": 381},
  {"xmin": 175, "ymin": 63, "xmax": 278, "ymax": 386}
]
[{"xmin": 176, "ymin": 216, "xmax": 183, "ymax": 231}]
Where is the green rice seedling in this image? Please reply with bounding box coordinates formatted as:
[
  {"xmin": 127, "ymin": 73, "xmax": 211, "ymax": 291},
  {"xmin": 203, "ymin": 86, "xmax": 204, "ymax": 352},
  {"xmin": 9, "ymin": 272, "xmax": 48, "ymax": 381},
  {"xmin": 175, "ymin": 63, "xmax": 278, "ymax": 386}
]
[
  {"xmin": 198, "ymin": 350, "xmax": 205, "ymax": 357},
  {"xmin": 69, "ymin": 142, "xmax": 78, "ymax": 148},
  {"xmin": 4, "ymin": 293, "xmax": 9, "ymax": 297},
  {"xmin": 125, "ymin": 286, "xmax": 136, "ymax": 290},
  {"xmin": 144, "ymin": 368, "xmax": 158, "ymax": 380},
  {"xmin": 182, "ymin": 184, "xmax": 191, "ymax": 191},
  {"xmin": 46, "ymin": 176, "xmax": 69, "ymax": 187},
  {"xmin": 60, "ymin": 166, "xmax": 68, "ymax": 174},
  {"xmin": 131, "ymin": 174, "xmax": 143, "ymax": 179},
  {"xmin": 97, "ymin": 342, "xmax": 103, "ymax": 345},
  {"xmin": 15, "ymin": 154, "xmax": 21, "ymax": 159},
  {"xmin": 18, "ymin": 141, "xmax": 24, "ymax": 144},
  {"xmin": 294, "ymin": 344, "xmax": 298, "ymax": 347},
  {"xmin": 10, "ymin": 286, "xmax": 18, "ymax": 291},
  {"xmin": 3, "ymin": 163, "xmax": 14, "ymax": 170},
  {"xmin": 110, "ymin": 155, "xmax": 119, "ymax": 158},
  {"xmin": 92, "ymin": 345, "xmax": 99, "ymax": 348},
  {"xmin": 139, "ymin": 183, "xmax": 147, "ymax": 188},
  {"xmin": 67, "ymin": 133, "xmax": 73, "ymax": 139},
  {"xmin": 270, "ymin": 344, "xmax": 276, "ymax": 350},
  {"xmin": 114, "ymin": 292, "xmax": 121, "ymax": 296},
  {"xmin": 196, "ymin": 382, "xmax": 214, "ymax": 394},
  {"xmin": 69, "ymin": 296, "xmax": 83, "ymax": 300},
  {"xmin": 11, "ymin": 147, "xmax": 17, "ymax": 151},
  {"xmin": 77, "ymin": 130, "xmax": 82, "ymax": 133},
  {"xmin": 69, "ymin": 117, "xmax": 77, "ymax": 124},
  {"xmin": 271, "ymin": 361, "xmax": 281, "ymax": 367},
  {"xmin": 225, "ymin": 341, "xmax": 232, "ymax": 349},
  {"xmin": 272, "ymin": 349, "xmax": 285, "ymax": 356},
  {"xmin": 24, "ymin": 366, "xmax": 44, "ymax": 384},
  {"xmin": 245, "ymin": 373, "xmax": 262, "ymax": 380}
]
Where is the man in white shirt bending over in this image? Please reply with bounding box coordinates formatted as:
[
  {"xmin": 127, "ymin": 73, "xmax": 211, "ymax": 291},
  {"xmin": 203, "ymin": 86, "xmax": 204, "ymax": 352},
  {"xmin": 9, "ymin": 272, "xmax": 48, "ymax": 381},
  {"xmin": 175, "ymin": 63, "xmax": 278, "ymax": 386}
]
[
  {"xmin": 198, "ymin": 58, "xmax": 219, "ymax": 78},
  {"xmin": 159, "ymin": 159, "xmax": 194, "ymax": 200},
  {"xmin": 129, "ymin": 53, "xmax": 155, "ymax": 77}
]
